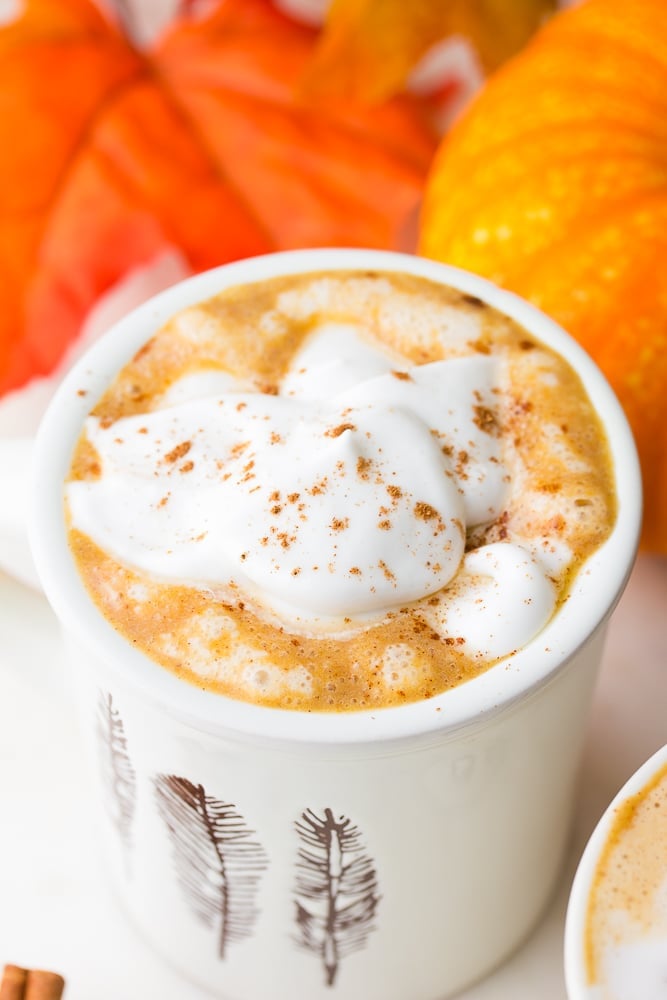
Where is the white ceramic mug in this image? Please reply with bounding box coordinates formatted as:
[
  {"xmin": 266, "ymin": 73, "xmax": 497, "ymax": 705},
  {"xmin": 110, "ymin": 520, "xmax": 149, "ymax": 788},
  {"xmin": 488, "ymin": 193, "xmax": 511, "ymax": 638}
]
[
  {"xmin": 565, "ymin": 743, "xmax": 667, "ymax": 1000},
  {"xmin": 30, "ymin": 249, "xmax": 642, "ymax": 1000}
]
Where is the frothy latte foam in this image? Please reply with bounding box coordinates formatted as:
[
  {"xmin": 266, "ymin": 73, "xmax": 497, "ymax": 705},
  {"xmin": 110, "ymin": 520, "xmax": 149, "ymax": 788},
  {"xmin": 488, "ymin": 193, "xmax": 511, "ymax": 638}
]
[
  {"xmin": 65, "ymin": 270, "xmax": 616, "ymax": 710},
  {"xmin": 584, "ymin": 763, "xmax": 667, "ymax": 999}
]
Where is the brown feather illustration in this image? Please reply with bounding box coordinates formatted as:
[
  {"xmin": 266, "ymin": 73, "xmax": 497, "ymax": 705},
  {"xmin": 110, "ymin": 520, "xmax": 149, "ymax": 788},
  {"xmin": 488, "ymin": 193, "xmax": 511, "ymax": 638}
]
[
  {"xmin": 294, "ymin": 808, "xmax": 380, "ymax": 986},
  {"xmin": 96, "ymin": 691, "xmax": 137, "ymax": 869},
  {"xmin": 154, "ymin": 774, "xmax": 267, "ymax": 959}
]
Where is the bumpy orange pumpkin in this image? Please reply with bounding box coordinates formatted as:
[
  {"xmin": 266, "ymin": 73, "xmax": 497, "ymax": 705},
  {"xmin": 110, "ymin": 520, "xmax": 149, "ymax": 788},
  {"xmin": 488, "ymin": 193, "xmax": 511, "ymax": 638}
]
[{"xmin": 419, "ymin": 0, "xmax": 667, "ymax": 553}]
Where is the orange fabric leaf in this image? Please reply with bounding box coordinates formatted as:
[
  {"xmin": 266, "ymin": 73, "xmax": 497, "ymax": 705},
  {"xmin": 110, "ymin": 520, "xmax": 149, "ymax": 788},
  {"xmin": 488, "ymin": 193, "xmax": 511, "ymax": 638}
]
[
  {"xmin": 306, "ymin": 0, "xmax": 556, "ymax": 102},
  {"xmin": 419, "ymin": 0, "xmax": 667, "ymax": 552},
  {"xmin": 0, "ymin": 0, "xmax": 437, "ymax": 395}
]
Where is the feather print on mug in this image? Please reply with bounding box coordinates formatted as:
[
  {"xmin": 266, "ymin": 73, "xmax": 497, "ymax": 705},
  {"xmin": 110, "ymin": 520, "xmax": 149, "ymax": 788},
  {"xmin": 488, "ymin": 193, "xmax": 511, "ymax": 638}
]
[
  {"xmin": 96, "ymin": 691, "xmax": 136, "ymax": 872},
  {"xmin": 154, "ymin": 775, "xmax": 268, "ymax": 959},
  {"xmin": 294, "ymin": 808, "xmax": 380, "ymax": 986}
]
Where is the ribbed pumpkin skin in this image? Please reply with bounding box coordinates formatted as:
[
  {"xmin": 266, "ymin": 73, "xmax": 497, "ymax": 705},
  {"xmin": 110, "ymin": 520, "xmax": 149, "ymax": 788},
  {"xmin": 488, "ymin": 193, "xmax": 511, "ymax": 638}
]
[{"xmin": 419, "ymin": 0, "xmax": 667, "ymax": 552}]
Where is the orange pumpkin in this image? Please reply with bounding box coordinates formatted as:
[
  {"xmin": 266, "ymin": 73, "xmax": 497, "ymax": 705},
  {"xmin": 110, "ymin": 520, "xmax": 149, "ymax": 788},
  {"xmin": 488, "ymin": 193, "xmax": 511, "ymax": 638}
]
[{"xmin": 419, "ymin": 0, "xmax": 667, "ymax": 553}]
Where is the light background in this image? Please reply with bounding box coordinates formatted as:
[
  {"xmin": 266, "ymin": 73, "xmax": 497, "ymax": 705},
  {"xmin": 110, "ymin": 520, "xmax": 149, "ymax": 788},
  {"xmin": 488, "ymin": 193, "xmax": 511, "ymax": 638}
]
[{"xmin": 0, "ymin": 1, "xmax": 665, "ymax": 996}]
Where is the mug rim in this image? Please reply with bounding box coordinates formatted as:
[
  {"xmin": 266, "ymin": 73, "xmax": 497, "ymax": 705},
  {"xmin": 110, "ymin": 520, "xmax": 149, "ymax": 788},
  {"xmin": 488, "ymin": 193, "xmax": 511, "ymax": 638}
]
[
  {"xmin": 564, "ymin": 742, "xmax": 667, "ymax": 998},
  {"xmin": 29, "ymin": 248, "xmax": 642, "ymax": 746}
]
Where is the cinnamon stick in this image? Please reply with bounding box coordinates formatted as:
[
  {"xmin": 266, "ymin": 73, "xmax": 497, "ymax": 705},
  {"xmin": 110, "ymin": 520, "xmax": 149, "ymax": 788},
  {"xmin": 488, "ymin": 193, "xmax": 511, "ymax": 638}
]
[
  {"xmin": 0, "ymin": 967, "xmax": 64, "ymax": 1000},
  {"xmin": 25, "ymin": 971, "xmax": 65, "ymax": 1000},
  {"xmin": 0, "ymin": 966, "xmax": 28, "ymax": 1000}
]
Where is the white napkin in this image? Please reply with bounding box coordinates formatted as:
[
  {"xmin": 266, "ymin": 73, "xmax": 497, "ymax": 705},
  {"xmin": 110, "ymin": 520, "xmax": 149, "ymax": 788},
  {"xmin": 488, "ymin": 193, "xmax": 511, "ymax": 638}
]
[{"xmin": 0, "ymin": 251, "xmax": 190, "ymax": 589}]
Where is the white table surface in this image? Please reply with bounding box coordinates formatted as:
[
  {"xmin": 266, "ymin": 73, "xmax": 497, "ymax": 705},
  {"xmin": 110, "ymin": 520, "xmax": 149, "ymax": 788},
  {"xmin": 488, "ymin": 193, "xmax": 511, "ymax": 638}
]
[{"xmin": 0, "ymin": 554, "xmax": 665, "ymax": 999}]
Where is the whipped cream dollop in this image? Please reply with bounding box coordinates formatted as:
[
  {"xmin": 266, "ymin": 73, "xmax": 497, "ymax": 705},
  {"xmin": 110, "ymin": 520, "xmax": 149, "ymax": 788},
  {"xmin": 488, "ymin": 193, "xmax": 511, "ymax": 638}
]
[{"xmin": 67, "ymin": 323, "xmax": 555, "ymax": 647}]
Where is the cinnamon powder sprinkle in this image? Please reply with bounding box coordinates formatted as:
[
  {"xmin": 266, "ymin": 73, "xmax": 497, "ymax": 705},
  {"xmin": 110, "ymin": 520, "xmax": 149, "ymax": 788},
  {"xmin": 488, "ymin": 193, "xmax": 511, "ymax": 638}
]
[
  {"xmin": 325, "ymin": 422, "xmax": 356, "ymax": 438},
  {"xmin": 309, "ymin": 478, "xmax": 328, "ymax": 496},
  {"xmin": 378, "ymin": 520, "xmax": 392, "ymax": 530},
  {"xmin": 473, "ymin": 405, "xmax": 499, "ymax": 435},
  {"xmin": 391, "ymin": 370, "xmax": 413, "ymax": 381},
  {"xmin": 378, "ymin": 559, "xmax": 396, "ymax": 582},
  {"xmin": 164, "ymin": 441, "xmax": 191, "ymax": 464},
  {"xmin": 414, "ymin": 502, "xmax": 440, "ymax": 521},
  {"xmin": 386, "ymin": 485, "xmax": 402, "ymax": 500},
  {"xmin": 357, "ymin": 456, "xmax": 372, "ymax": 479},
  {"xmin": 349, "ymin": 566, "xmax": 362, "ymax": 575},
  {"xmin": 288, "ymin": 492, "xmax": 300, "ymax": 503},
  {"xmin": 331, "ymin": 517, "xmax": 349, "ymax": 532},
  {"xmin": 180, "ymin": 461, "xmax": 194, "ymax": 473}
]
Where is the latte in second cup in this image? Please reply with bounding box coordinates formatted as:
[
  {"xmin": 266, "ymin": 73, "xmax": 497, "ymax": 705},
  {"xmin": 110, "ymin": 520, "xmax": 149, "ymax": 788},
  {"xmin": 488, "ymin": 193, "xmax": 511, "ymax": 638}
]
[{"xmin": 65, "ymin": 268, "xmax": 616, "ymax": 711}]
